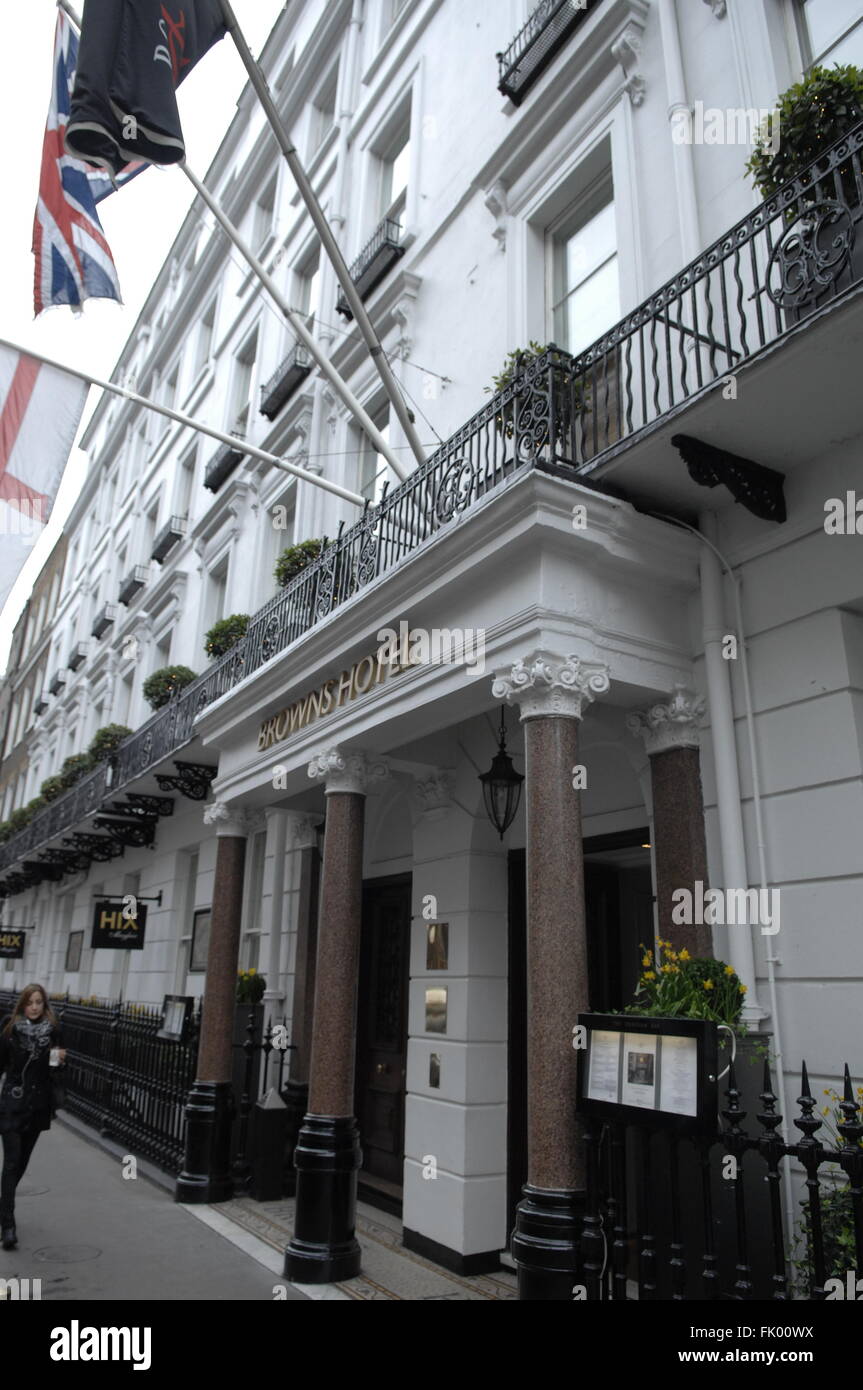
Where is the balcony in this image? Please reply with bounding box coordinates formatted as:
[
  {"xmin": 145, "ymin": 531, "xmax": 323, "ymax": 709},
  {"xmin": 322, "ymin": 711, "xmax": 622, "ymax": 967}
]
[
  {"xmin": 48, "ymin": 670, "xmax": 66, "ymax": 696},
  {"xmin": 2, "ymin": 122, "xmax": 862, "ymax": 893},
  {"xmin": 91, "ymin": 603, "xmax": 118, "ymax": 639},
  {"xmin": 67, "ymin": 642, "xmax": 88, "ymax": 671},
  {"xmin": 204, "ymin": 435, "xmax": 245, "ymax": 492},
  {"xmin": 335, "ymin": 217, "xmax": 405, "ymax": 320},
  {"xmin": 33, "ymin": 692, "xmax": 49, "ymax": 715},
  {"xmin": 118, "ymin": 564, "xmax": 149, "ymax": 606},
  {"xmin": 151, "ymin": 515, "xmax": 187, "ymax": 563},
  {"xmin": 259, "ymin": 345, "xmax": 313, "ymax": 420},
  {"xmin": 497, "ymin": 0, "xmax": 600, "ymax": 106}
]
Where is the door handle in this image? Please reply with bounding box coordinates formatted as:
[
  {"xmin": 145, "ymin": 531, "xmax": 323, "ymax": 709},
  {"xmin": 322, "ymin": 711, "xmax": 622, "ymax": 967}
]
[{"xmin": 375, "ymin": 1062, "xmax": 390, "ymax": 1075}]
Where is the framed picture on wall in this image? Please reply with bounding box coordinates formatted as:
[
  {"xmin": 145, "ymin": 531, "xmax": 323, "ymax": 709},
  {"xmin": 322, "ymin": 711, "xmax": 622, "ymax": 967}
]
[
  {"xmin": 190, "ymin": 909, "xmax": 211, "ymax": 973},
  {"xmin": 65, "ymin": 930, "xmax": 83, "ymax": 973}
]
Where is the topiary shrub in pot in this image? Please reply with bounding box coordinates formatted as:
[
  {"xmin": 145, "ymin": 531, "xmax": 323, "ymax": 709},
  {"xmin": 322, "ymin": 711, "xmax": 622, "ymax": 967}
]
[
  {"xmin": 204, "ymin": 614, "xmax": 249, "ymax": 659},
  {"xmin": 7, "ymin": 806, "xmax": 34, "ymax": 833},
  {"xmin": 487, "ymin": 342, "xmax": 592, "ymax": 460},
  {"xmin": 87, "ymin": 724, "xmax": 132, "ymax": 764},
  {"xmin": 142, "ymin": 665, "xmax": 198, "ymax": 710},
  {"xmin": 0, "ymin": 822, "xmax": 11, "ymax": 843},
  {"xmin": 59, "ymin": 753, "xmax": 93, "ymax": 789},
  {"xmin": 40, "ymin": 775, "xmax": 66, "ymax": 803},
  {"xmin": 274, "ymin": 539, "xmax": 323, "ymax": 589},
  {"xmin": 746, "ymin": 65, "xmax": 863, "ymax": 204}
]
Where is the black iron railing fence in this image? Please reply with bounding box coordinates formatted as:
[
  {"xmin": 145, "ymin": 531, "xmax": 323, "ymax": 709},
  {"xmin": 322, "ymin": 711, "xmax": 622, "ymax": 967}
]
[
  {"xmin": 2, "ymin": 122, "xmax": 863, "ymax": 883},
  {"xmin": 497, "ymin": 0, "xmax": 600, "ymax": 105},
  {"xmin": 581, "ymin": 1059, "xmax": 863, "ymax": 1300}
]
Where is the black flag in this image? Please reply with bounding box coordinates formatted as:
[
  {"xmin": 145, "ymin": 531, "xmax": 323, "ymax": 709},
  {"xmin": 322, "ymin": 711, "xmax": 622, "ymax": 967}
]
[{"xmin": 66, "ymin": 0, "xmax": 227, "ymax": 174}]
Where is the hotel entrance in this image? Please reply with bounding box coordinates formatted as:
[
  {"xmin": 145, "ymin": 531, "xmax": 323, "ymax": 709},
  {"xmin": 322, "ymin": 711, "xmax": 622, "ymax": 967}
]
[{"xmin": 355, "ymin": 873, "xmax": 412, "ymax": 1212}]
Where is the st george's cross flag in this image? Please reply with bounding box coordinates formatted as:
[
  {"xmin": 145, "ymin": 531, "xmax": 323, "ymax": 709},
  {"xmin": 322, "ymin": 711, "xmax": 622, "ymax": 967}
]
[
  {"xmin": 0, "ymin": 346, "xmax": 88, "ymax": 615},
  {"xmin": 66, "ymin": 0, "xmax": 227, "ymax": 176},
  {"xmin": 33, "ymin": 11, "xmax": 123, "ymax": 315}
]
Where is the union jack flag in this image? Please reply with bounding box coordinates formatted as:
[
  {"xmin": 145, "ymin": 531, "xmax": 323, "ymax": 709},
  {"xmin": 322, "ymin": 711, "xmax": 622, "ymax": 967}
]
[{"xmin": 32, "ymin": 12, "xmax": 123, "ymax": 315}]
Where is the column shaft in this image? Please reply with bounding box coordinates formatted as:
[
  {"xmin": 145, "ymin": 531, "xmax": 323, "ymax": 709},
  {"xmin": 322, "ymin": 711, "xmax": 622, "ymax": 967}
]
[
  {"xmin": 197, "ymin": 834, "xmax": 247, "ymax": 1081},
  {"xmin": 650, "ymin": 745, "xmax": 713, "ymax": 958}
]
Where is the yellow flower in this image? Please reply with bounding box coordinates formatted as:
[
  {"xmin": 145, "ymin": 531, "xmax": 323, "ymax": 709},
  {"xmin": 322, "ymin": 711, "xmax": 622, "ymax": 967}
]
[
  {"xmin": 703, "ymin": 980, "xmax": 714, "ymax": 991},
  {"xmin": 643, "ymin": 971, "xmax": 656, "ymax": 981},
  {"xmin": 642, "ymin": 954, "xmax": 652, "ymax": 968},
  {"xmin": 739, "ymin": 984, "xmax": 747, "ymax": 994},
  {"xmin": 661, "ymin": 964, "xmax": 674, "ymax": 974},
  {"xmin": 725, "ymin": 965, "xmax": 735, "ymax": 976},
  {"xmin": 248, "ymin": 968, "xmax": 256, "ymax": 976},
  {"xmin": 670, "ymin": 964, "xmax": 680, "ymax": 973},
  {"xmin": 678, "ymin": 949, "xmax": 691, "ymax": 962},
  {"xmin": 823, "ymin": 1107, "xmax": 831, "ymax": 1116}
]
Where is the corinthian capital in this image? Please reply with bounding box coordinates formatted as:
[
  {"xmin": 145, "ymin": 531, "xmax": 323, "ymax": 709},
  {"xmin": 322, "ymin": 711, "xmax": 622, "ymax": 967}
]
[
  {"xmin": 626, "ymin": 685, "xmax": 705, "ymax": 755},
  {"xmin": 492, "ymin": 653, "xmax": 611, "ymax": 721},
  {"xmin": 203, "ymin": 801, "xmax": 252, "ymax": 837},
  {"xmin": 308, "ymin": 747, "xmax": 390, "ymax": 797}
]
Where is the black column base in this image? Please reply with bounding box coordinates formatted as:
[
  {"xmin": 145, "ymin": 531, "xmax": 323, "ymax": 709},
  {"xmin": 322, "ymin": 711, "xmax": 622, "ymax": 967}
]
[
  {"xmin": 511, "ymin": 1185, "xmax": 586, "ymax": 1301},
  {"xmin": 284, "ymin": 1114, "xmax": 362, "ymax": 1283},
  {"xmin": 280, "ymin": 1079, "xmax": 309, "ymax": 1197},
  {"xmin": 175, "ymin": 1081, "xmax": 235, "ymax": 1205}
]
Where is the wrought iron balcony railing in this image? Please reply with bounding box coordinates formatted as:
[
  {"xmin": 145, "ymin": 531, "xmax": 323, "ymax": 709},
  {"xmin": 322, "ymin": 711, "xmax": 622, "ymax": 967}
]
[
  {"xmin": 67, "ymin": 642, "xmax": 88, "ymax": 671},
  {"xmin": 118, "ymin": 565, "xmax": 149, "ymax": 606},
  {"xmin": 336, "ymin": 217, "xmax": 405, "ymax": 320},
  {"xmin": 91, "ymin": 603, "xmax": 118, "ymax": 639},
  {"xmin": 259, "ymin": 345, "xmax": 313, "ymax": 420},
  {"xmin": 48, "ymin": 669, "xmax": 66, "ymax": 696},
  {"xmin": 151, "ymin": 515, "xmax": 187, "ymax": 563},
  {"xmin": 497, "ymin": 0, "xmax": 600, "ymax": 105},
  {"xmin": 204, "ymin": 435, "xmax": 246, "ymax": 492},
  {"xmin": 2, "ymin": 121, "xmax": 862, "ymax": 887},
  {"xmin": 33, "ymin": 692, "xmax": 49, "ymax": 715}
]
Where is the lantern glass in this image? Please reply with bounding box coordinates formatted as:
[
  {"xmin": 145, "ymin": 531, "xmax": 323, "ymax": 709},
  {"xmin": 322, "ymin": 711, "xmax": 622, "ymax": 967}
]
[{"xmin": 479, "ymin": 714, "xmax": 524, "ymax": 839}]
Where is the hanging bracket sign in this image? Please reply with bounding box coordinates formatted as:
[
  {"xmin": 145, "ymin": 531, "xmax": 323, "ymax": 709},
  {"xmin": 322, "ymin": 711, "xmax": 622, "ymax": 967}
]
[
  {"xmin": 91, "ymin": 899, "xmax": 148, "ymax": 951},
  {"xmin": 577, "ymin": 1013, "xmax": 718, "ymax": 1133},
  {"xmin": 0, "ymin": 929, "xmax": 26, "ymax": 959}
]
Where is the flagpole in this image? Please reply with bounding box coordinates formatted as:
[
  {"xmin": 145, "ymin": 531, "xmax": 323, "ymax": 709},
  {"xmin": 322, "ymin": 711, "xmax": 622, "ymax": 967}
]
[
  {"xmin": 178, "ymin": 160, "xmax": 407, "ymax": 483},
  {"xmin": 217, "ymin": 0, "xmax": 428, "ymax": 472},
  {"xmin": 0, "ymin": 338, "xmax": 366, "ymax": 508}
]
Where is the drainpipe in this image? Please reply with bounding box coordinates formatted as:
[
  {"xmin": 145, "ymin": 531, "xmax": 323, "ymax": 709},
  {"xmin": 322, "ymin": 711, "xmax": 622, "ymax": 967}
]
[
  {"xmin": 658, "ymin": 0, "xmax": 701, "ymax": 261},
  {"xmin": 699, "ymin": 511, "xmax": 765, "ymax": 1024}
]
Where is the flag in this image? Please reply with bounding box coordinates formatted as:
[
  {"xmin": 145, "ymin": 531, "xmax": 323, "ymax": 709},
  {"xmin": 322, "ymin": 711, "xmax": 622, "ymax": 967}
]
[
  {"xmin": 88, "ymin": 160, "xmax": 148, "ymax": 205},
  {"xmin": 66, "ymin": 0, "xmax": 227, "ymax": 176},
  {"xmin": 33, "ymin": 12, "xmax": 123, "ymax": 315},
  {"xmin": 0, "ymin": 346, "xmax": 88, "ymax": 617}
]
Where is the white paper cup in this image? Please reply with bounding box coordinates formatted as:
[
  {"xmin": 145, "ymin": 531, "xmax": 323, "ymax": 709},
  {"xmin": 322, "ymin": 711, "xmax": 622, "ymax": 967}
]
[{"xmin": 49, "ymin": 1048, "xmax": 60, "ymax": 1067}]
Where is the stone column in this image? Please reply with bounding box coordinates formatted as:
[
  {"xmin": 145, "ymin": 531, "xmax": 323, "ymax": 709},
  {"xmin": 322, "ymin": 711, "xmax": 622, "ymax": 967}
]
[
  {"xmin": 176, "ymin": 801, "xmax": 250, "ymax": 1204},
  {"xmin": 284, "ymin": 748, "xmax": 388, "ymax": 1283},
  {"xmin": 282, "ymin": 813, "xmax": 321, "ymax": 1195},
  {"xmin": 627, "ymin": 686, "xmax": 713, "ymax": 959},
  {"xmin": 494, "ymin": 653, "xmax": 610, "ymax": 1301}
]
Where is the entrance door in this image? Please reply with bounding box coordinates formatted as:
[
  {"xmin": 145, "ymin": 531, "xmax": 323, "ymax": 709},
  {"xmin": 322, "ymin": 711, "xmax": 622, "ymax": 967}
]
[{"xmin": 355, "ymin": 874, "xmax": 412, "ymax": 1204}]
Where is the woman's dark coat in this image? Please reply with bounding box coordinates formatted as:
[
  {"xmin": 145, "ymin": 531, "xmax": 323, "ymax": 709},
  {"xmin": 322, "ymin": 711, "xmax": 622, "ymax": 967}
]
[{"xmin": 0, "ymin": 1015, "xmax": 62, "ymax": 1134}]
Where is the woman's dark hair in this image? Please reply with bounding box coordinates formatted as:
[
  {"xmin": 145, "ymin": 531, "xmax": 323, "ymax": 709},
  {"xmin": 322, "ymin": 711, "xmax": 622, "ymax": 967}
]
[{"xmin": 2, "ymin": 983, "xmax": 58, "ymax": 1036}]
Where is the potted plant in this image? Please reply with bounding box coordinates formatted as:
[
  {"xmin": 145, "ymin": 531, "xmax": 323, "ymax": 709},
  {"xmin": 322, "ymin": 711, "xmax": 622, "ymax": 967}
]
[
  {"xmin": 746, "ymin": 65, "xmax": 863, "ymax": 204},
  {"xmin": 0, "ymin": 822, "xmax": 11, "ymax": 843},
  {"xmin": 59, "ymin": 753, "xmax": 93, "ymax": 789},
  {"xmin": 236, "ymin": 968, "xmax": 266, "ymax": 1004},
  {"xmin": 142, "ymin": 665, "xmax": 198, "ymax": 710},
  {"xmin": 40, "ymin": 775, "xmax": 66, "ymax": 803},
  {"xmin": 87, "ymin": 724, "xmax": 132, "ymax": 764},
  {"xmin": 7, "ymin": 806, "xmax": 33, "ymax": 834},
  {"xmin": 627, "ymin": 940, "xmax": 748, "ymax": 1035},
  {"xmin": 204, "ymin": 614, "xmax": 249, "ymax": 658},
  {"xmin": 274, "ymin": 539, "xmax": 323, "ymax": 589}
]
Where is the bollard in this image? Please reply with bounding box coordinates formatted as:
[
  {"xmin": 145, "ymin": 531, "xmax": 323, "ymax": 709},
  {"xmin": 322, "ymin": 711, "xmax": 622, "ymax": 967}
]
[{"xmin": 250, "ymin": 1088, "xmax": 290, "ymax": 1201}]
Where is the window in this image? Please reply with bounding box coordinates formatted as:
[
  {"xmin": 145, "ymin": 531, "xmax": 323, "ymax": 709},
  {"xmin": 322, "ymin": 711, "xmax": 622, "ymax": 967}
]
[
  {"xmin": 359, "ymin": 402, "xmax": 398, "ymax": 504},
  {"xmin": 142, "ymin": 503, "xmax": 159, "ymax": 564},
  {"xmin": 310, "ymin": 67, "xmax": 338, "ymax": 153},
  {"xmin": 231, "ymin": 331, "xmax": 258, "ymax": 434},
  {"xmin": 389, "ymin": 0, "xmax": 410, "ymax": 27},
  {"xmin": 253, "ymin": 177, "xmax": 277, "ymax": 251},
  {"xmin": 799, "ymin": 0, "xmax": 863, "ymax": 66},
  {"xmin": 548, "ymin": 174, "xmax": 620, "ymax": 356},
  {"xmin": 206, "ymin": 560, "xmax": 228, "ymax": 631},
  {"xmin": 380, "ymin": 123, "xmax": 411, "ymax": 226},
  {"xmin": 176, "ymin": 446, "xmax": 197, "ymax": 519},
  {"xmin": 194, "ymin": 300, "xmax": 216, "ymax": 378},
  {"xmin": 295, "ymin": 251, "xmax": 321, "ymax": 328},
  {"xmin": 242, "ymin": 831, "xmax": 267, "ymax": 971}
]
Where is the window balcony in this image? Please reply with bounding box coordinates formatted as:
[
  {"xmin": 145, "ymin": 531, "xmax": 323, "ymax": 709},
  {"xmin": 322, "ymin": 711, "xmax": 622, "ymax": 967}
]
[
  {"xmin": 67, "ymin": 642, "xmax": 89, "ymax": 671},
  {"xmin": 48, "ymin": 670, "xmax": 66, "ymax": 696},
  {"xmin": 118, "ymin": 564, "xmax": 149, "ymax": 606},
  {"xmin": 91, "ymin": 603, "xmax": 118, "ymax": 639},
  {"xmin": 151, "ymin": 515, "xmax": 187, "ymax": 563},
  {"xmin": 497, "ymin": 0, "xmax": 600, "ymax": 106},
  {"xmin": 33, "ymin": 692, "xmax": 50, "ymax": 715},
  {"xmin": 204, "ymin": 435, "xmax": 246, "ymax": 492},
  {"xmin": 336, "ymin": 217, "xmax": 405, "ymax": 320},
  {"xmin": 259, "ymin": 345, "xmax": 313, "ymax": 420}
]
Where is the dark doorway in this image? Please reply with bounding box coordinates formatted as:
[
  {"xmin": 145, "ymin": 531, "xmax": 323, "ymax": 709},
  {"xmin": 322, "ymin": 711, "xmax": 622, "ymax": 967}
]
[
  {"xmin": 505, "ymin": 831, "xmax": 653, "ymax": 1237},
  {"xmin": 355, "ymin": 873, "xmax": 412, "ymax": 1212}
]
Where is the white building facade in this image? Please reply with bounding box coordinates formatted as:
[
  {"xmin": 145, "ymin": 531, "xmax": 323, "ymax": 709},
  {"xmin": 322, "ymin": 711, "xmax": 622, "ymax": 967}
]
[{"xmin": 1, "ymin": 0, "xmax": 862, "ymax": 1293}]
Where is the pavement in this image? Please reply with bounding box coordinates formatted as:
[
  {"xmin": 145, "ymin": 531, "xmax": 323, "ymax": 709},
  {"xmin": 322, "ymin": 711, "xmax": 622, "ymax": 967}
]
[{"xmin": 1, "ymin": 1113, "xmax": 518, "ymax": 1303}]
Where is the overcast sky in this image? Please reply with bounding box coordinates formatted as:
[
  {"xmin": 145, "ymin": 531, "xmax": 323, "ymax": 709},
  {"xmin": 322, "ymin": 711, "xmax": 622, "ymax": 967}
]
[{"xmin": 0, "ymin": 0, "xmax": 287, "ymax": 673}]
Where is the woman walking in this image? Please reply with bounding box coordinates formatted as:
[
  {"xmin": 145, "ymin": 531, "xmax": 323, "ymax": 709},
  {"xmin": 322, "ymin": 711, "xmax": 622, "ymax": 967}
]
[{"xmin": 0, "ymin": 984, "xmax": 65, "ymax": 1250}]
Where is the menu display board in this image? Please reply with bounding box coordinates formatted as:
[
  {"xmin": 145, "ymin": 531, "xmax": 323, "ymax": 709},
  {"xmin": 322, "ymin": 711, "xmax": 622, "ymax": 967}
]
[{"xmin": 578, "ymin": 1014, "xmax": 718, "ymax": 1132}]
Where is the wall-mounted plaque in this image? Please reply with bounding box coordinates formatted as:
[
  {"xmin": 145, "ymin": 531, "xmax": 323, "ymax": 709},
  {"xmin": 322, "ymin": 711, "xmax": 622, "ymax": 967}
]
[
  {"xmin": 426, "ymin": 922, "xmax": 449, "ymax": 971},
  {"xmin": 578, "ymin": 1013, "xmax": 717, "ymax": 1133},
  {"xmin": 429, "ymin": 1053, "xmax": 441, "ymax": 1089},
  {"xmin": 425, "ymin": 987, "xmax": 447, "ymax": 1034},
  {"xmin": 190, "ymin": 909, "xmax": 211, "ymax": 973},
  {"xmin": 64, "ymin": 930, "xmax": 83, "ymax": 973},
  {"xmin": 0, "ymin": 929, "xmax": 25, "ymax": 960},
  {"xmin": 91, "ymin": 900, "xmax": 147, "ymax": 951}
]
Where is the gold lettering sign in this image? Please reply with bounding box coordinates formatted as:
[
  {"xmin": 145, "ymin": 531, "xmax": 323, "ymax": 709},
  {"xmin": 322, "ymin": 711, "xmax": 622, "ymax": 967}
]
[{"xmin": 258, "ymin": 641, "xmax": 415, "ymax": 752}]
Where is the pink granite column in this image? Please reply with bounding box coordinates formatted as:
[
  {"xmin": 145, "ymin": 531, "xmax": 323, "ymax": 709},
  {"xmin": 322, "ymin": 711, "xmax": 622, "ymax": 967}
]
[
  {"xmin": 628, "ymin": 686, "xmax": 713, "ymax": 959},
  {"xmin": 284, "ymin": 748, "xmax": 388, "ymax": 1284},
  {"xmin": 494, "ymin": 652, "xmax": 611, "ymax": 1301},
  {"xmin": 177, "ymin": 802, "xmax": 249, "ymax": 1204}
]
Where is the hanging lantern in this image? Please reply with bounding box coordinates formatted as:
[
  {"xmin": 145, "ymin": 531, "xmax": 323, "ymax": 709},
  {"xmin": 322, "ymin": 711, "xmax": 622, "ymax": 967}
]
[{"xmin": 479, "ymin": 707, "xmax": 524, "ymax": 840}]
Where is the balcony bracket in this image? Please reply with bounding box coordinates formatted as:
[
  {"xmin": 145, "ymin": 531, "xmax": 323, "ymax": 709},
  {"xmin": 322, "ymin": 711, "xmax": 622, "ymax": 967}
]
[
  {"xmin": 94, "ymin": 817, "xmax": 157, "ymax": 849},
  {"xmin": 109, "ymin": 794, "xmax": 175, "ymax": 819},
  {"xmin": 671, "ymin": 434, "xmax": 787, "ymax": 523},
  {"xmin": 61, "ymin": 833, "xmax": 124, "ymax": 863},
  {"xmin": 155, "ymin": 761, "xmax": 218, "ymax": 802}
]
